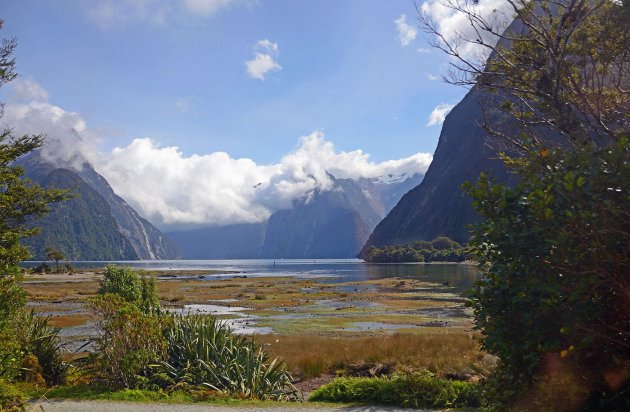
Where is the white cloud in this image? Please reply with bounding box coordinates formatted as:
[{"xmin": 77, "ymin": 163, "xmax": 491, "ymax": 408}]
[
  {"xmin": 426, "ymin": 73, "xmax": 440, "ymax": 81},
  {"xmin": 417, "ymin": 47, "xmax": 431, "ymax": 53},
  {"xmin": 9, "ymin": 77, "xmax": 49, "ymax": 102},
  {"xmin": 394, "ymin": 14, "xmax": 417, "ymax": 47},
  {"xmin": 101, "ymin": 132, "xmax": 431, "ymax": 229},
  {"xmin": 3, "ymin": 102, "xmax": 101, "ymax": 169},
  {"xmin": 246, "ymin": 40, "xmax": 281, "ymax": 80},
  {"xmin": 420, "ymin": 0, "xmax": 514, "ymax": 59},
  {"xmin": 3, "ymin": 102, "xmax": 432, "ymax": 231},
  {"xmin": 426, "ymin": 103, "xmax": 455, "ymax": 126}
]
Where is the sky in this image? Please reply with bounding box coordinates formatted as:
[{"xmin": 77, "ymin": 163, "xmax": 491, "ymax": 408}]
[{"xmin": 0, "ymin": 0, "xmax": 510, "ymax": 230}]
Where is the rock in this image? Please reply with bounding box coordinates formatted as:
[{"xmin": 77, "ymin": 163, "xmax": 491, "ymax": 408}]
[{"xmin": 346, "ymin": 362, "xmax": 392, "ymax": 377}]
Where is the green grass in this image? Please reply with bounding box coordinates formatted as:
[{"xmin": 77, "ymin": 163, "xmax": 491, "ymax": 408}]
[
  {"xmin": 28, "ymin": 385, "xmax": 286, "ymax": 405},
  {"xmin": 26, "ymin": 384, "xmax": 351, "ymax": 409},
  {"xmin": 309, "ymin": 372, "xmax": 481, "ymax": 409}
]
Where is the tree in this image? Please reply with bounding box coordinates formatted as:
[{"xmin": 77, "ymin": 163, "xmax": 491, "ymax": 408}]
[
  {"xmin": 420, "ymin": 1, "xmax": 630, "ymax": 409},
  {"xmin": 465, "ymin": 140, "xmax": 630, "ymax": 410},
  {"xmin": 419, "ymin": 0, "xmax": 630, "ymax": 151},
  {"xmin": 0, "ymin": 21, "xmax": 69, "ymax": 380},
  {"xmin": 45, "ymin": 247, "xmax": 65, "ymax": 273}
]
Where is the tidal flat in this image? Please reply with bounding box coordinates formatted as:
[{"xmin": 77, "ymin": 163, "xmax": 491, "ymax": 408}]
[
  {"xmin": 23, "ymin": 269, "xmax": 472, "ymax": 336},
  {"xmin": 22, "ymin": 266, "xmax": 487, "ymax": 379}
]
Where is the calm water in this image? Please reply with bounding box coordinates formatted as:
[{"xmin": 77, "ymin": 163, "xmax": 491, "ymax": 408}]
[{"xmin": 24, "ymin": 259, "xmax": 480, "ymax": 294}]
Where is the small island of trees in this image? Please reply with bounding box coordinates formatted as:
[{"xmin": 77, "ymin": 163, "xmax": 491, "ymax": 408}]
[{"xmin": 364, "ymin": 236, "xmax": 470, "ymax": 263}]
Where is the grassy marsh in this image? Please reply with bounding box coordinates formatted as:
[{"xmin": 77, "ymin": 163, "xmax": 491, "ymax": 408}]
[{"xmin": 21, "ymin": 267, "xmax": 485, "ymax": 381}]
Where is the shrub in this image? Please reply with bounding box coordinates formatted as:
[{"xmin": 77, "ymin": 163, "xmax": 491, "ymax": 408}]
[
  {"xmin": 98, "ymin": 265, "xmax": 160, "ymax": 315},
  {"xmin": 465, "ymin": 140, "xmax": 630, "ymax": 409},
  {"xmin": 152, "ymin": 314, "xmax": 298, "ymax": 401},
  {"xmin": 89, "ymin": 294, "xmax": 166, "ymax": 389},
  {"xmin": 0, "ymin": 379, "xmax": 25, "ymax": 411},
  {"xmin": 309, "ymin": 372, "xmax": 480, "ymax": 408},
  {"xmin": 22, "ymin": 311, "xmax": 68, "ymax": 386},
  {"xmin": 0, "ymin": 274, "xmax": 26, "ymax": 381}
]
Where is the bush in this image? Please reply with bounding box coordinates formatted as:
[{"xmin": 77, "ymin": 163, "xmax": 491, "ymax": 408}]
[
  {"xmin": 22, "ymin": 311, "xmax": 68, "ymax": 386},
  {"xmin": 0, "ymin": 274, "xmax": 26, "ymax": 381},
  {"xmin": 89, "ymin": 294, "xmax": 166, "ymax": 389},
  {"xmin": 465, "ymin": 140, "xmax": 630, "ymax": 410},
  {"xmin": 152, "ymin": 314, "xmax": 298, "ymax": 401},
  {"xmin": 309, "ymin": 372, "xmax": 480, "ymax": 408},
  {"xmin": 98, "ymin": 265, "xmax": 160, "ymax": 315},
  {"xmin": 0, "ymin": 379, "xmax": 25, "ymax": 411}
]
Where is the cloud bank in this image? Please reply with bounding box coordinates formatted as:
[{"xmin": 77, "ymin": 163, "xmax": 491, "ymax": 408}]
[
  {"xmin": 4, "ymin": 89, "xmax": 432, "ymax": 231},
  {"xmin": 246, "ymin": 40, "xmax": 282, "ymax": 80}
]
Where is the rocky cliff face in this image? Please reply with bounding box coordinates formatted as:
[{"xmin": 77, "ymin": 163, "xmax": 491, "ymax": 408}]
[
  {"xmin": 360, "ymin": 88, "xmax": 516, "ymax": 256},
  {"xmin": 21, "ymin": 153, "xmax": 182, "ymax": 260}
]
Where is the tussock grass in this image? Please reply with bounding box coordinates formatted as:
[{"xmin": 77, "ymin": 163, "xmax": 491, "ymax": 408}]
[{"xmin": 259, "ymin": 332, "xmax": 487, "ymax": 379}]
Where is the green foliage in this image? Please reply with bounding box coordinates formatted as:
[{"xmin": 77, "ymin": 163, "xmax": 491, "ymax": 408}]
[
  {"xmin": 98, "ymin": 265, "xmax": 160, "ymax": 315},
  {"xmin": 151, "ymin": 314, "xmax": 298, "ymax": 401},
  {"xmin": 23, "ymin": 168, "xmax": 139, "ymax": 261},
  {"xmin": 0, "ymin": 20, "xmax": 69, "ymax": 382},
  {"xmin": 22, "ymin": 311, "xmax": 68, "ymax": 386},
  {"xmin": 32, "ymin": 384, "xmax": 285, "ymax": 405},
  {"xmin": 465, "ymin": 139, "xmax": 630, "ymax": 410},
  {"xmin": 88, "ymin": 294, "xmax": 167, "ymax": 389},
  {"xmin": 309, "ymin": 372, "xmax": 480, "ymax": 409},
  {"xmin": 0, "ymin": 379, "xmax": 25, "ymax": 411},
  {"xmin": 364, "ymin": 236, "xmax": 469, "ymax": 263},
  {"xmin": 0, "ymin": 275, "xmax": 26, "ymax": 381},
  {"xmin": 44, "ymin": 247, "xmax": 65, "ymax": 273}
]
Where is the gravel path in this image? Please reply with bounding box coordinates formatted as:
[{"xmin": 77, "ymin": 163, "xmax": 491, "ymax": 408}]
[{"xmin": 33, "ymin": 400, "xmax": 438, "ymax": 412}]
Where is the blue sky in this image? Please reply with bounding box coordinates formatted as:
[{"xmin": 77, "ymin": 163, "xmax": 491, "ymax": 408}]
[
  {"xmin": 1, "ymin": 0, "xmax": 490, "ymax": 229},
  {"xmin": 1, "ymin": 0, "xmax": 464, "ymax": 163}
]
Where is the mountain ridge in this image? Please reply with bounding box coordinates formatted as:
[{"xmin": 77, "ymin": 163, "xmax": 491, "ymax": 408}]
[
  {"xmin": 20, "ymin": 152, "xmax": 182, "ymax": 260},
  {"xmin": 170, "ymin": 172, "xmax": 423, "ymax": 259}
]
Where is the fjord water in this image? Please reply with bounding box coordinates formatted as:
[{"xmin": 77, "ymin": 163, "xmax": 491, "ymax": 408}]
[{"xmin": 58, "ymin": 259, "xmax": 480, "ymax": 294}]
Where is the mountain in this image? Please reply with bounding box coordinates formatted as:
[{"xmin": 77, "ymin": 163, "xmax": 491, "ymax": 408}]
[
  {"xmin": 360, "ymin": 88, "xmax": 516, "ymax": 256},
  {"xmin": 74, "ymin": 163, "xmax": 181, "ymax": 260},
  {"xmin": 168, "ymin": 223, "xmax": 266, "ymax": 259},
  {"xmin": 170, "ymin": 173, "xmax": 423, "ymax": 259},
  {"xmin": 24, "ymin": 167, "xmax": 139, "ymax": 261},
  {"xmin": 20, "ymin": 153, "xmax": 182, "ymax": 260}
]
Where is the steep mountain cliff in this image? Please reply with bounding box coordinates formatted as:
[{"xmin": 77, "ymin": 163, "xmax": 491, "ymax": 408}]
[
  {"xmin": 260, "ymin": 177, "xmax": 379, "ymax": 259},
  {"xmin": 75, "ymin": 163, "xmax": 182, "ymax": 260},
  {"xmin": 23, "ymin": 167, "xmax": 139, "ymax": 260},
  {"xmin": 360, "ymin": 88, "xmax": 515, "ymax": 255},
  {"xmin": 20, "ymin": 153, "xmax": 182, "ymax": 260},
  {"xmin": 171, "ymin": 173, "xmax": 423, "ymax": 259}
]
